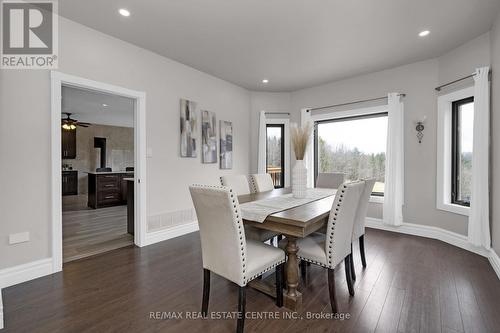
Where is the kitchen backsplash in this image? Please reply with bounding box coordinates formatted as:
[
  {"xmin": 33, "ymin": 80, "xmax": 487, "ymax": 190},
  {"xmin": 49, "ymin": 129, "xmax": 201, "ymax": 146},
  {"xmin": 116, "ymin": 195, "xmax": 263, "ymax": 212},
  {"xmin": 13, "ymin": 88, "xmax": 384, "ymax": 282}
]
[{"xmin": 63, "ymin": 124, "xmax": 134, "ymax": 194}]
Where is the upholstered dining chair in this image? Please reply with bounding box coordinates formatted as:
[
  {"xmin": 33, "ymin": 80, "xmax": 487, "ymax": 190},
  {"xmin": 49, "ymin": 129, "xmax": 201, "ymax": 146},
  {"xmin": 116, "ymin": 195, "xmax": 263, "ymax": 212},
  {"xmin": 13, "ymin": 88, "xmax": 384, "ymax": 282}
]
[
  {"xmin": 190, "ymin": 185, "xmax": 285, "ymax": 333},
  {"xmin": 220, "ymin": 175, "xmax": 278, "ymax": 243},
  {"xmin": 281, "ymin": 181, "xmax": 364, "ymax": 313},
  {"xmin": 316, "ymin": 172, "xmax": 345, "ymax": 189},
  {"xmin": 348, "ymin": 178, "xmax": 376, "ymax": 281},
  {"xmin": 250, "ymin": 173, "xmax": 275, "ymax": 192},
  {"xmin": 220, "ymin": 175, "xmax": 252, "ymax": 195}
]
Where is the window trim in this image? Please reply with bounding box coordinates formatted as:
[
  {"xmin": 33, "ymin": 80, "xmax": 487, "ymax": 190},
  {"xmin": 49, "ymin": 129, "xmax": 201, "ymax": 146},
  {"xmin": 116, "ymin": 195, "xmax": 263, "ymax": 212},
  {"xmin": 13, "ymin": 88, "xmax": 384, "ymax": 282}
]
[
  {"xmin": 436, "ymin": 87, "xmax": 473, "ymax": 216},
  {"xmin": 264, "ymin": 117, "xmax": 290, "ymax": 187},
  {"xmin": 266, "ymin": 123, "xmax": 285, "ymax": 188},
  {"xmin": 451, "ymin": 97, "xmax": 473, "ymax": 207},
  {"xmin": 309, "ymin": 104, "xmax": 388, "ymax": 203}
]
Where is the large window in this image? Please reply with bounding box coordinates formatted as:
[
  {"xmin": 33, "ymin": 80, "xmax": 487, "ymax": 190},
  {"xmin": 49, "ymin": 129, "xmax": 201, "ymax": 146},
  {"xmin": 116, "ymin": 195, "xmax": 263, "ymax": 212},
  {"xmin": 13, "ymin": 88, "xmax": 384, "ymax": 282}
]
[
  {"xmin": 314, "ymin": 113, "xmax": 388, "ymax": 195},
  {"xmin": 266, "ymin": 124, "xmax": 285, "ymax": 188},
  {"xmin": 451, "ymin": 97, "xmax": 474, "ymax": 206}
]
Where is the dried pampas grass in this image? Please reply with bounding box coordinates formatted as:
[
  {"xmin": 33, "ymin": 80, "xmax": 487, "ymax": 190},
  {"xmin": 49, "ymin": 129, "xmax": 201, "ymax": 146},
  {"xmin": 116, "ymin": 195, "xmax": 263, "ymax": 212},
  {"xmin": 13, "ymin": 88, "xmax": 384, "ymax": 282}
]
[{"xmin": 290, "ymin": 122, "xmax": 312, "ymax": 160}]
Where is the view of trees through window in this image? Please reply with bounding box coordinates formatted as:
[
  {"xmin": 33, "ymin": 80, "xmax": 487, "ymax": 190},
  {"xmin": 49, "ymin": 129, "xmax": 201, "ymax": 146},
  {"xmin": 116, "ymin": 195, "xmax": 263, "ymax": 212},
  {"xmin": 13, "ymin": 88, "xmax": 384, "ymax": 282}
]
[
  {"xmin": 452, "ymin": 99, "xmax": 473, "ymax": 205},
  {"xmin": 266, "ymin": 125, "xmax": 284, "ymax": 188},
  {"xmin": 316, "ymin": 114, "xmax": 388, "ymax": 194}
]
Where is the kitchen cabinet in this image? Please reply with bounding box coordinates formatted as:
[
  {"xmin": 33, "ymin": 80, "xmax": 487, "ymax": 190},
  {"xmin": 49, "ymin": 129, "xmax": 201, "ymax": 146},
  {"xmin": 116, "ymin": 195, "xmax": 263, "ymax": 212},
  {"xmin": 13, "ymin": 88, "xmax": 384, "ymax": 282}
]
[
  {"xmin": 62, "ymin": 128, "xmax": 76, "ymax": 159},
  {"xmin": 62, "ymin": 171, "xmax": 78, "ymax": 196},
  {"xmin": 87, "ymin": 172, "xmax": 134, "ymax": 209}
]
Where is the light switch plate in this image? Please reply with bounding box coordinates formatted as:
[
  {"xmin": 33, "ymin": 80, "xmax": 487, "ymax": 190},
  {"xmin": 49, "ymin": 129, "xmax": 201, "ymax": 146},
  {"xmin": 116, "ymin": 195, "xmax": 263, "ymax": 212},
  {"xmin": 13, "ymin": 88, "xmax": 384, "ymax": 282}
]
[
  {"xmin": 9, "ymin": 232, "xmax": 30, "ymax": 245},
  {"xmin": 147, "ymin": 147, "xmax": 153, "ymax": 158}
]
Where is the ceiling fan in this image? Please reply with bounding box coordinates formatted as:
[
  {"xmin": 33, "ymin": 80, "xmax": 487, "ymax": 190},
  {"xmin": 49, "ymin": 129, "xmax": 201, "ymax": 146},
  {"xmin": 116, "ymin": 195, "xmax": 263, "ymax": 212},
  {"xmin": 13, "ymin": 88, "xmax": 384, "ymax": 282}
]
[{"xmin": 61, "ymin": 112, "xmax": 91, "ymax": 130}]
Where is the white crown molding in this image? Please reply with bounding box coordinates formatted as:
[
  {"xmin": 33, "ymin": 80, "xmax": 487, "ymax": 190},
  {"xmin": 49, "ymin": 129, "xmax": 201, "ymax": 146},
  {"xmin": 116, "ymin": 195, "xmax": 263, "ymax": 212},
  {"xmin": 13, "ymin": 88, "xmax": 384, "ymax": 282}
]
[
  {"xmin": 144, "ymin": 221, "xmax": 199, "ymax": 246},
  {"xmin": 0, "ymin": 258, "xmax": 53, "ymax": 290}
]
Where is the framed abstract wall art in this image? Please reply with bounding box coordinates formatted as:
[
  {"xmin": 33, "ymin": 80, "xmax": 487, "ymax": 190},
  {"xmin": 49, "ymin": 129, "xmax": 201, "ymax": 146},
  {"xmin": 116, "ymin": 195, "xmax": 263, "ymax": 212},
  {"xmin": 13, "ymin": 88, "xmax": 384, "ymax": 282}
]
[
  {"xmin": 201, "ymin": 110, "xmax": 217, "ymax": 163},
  {"xmin": 180, "ymin": 99, "xmax": 198, "ymax": 157},
  {"xmin": 219, "ymin": 120, "xmax": 233, "ymax": 169}
]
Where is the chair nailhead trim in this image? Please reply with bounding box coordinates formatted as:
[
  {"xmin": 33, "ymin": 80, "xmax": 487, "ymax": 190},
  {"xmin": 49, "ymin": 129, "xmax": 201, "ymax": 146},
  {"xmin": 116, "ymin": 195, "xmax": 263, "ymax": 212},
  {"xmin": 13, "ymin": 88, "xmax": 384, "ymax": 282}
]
[{"xmin": 243, "ymin": 259, "xmax": 286, "ymax": 284}]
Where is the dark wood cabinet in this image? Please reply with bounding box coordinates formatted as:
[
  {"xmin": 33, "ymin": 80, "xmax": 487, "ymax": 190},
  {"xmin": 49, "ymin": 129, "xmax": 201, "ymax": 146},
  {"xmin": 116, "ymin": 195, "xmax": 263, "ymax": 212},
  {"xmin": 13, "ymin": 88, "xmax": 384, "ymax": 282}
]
[
  {"xmin": 62, "ymin": 129, "xmax": 76, "ymax": 159},
  {"xmin": 62, "ymin": 171, "xmax": 78, "ymax": 196},
  {"xmin": 88, "ymin": 172, "xmax": 133, "ymax": 209}
]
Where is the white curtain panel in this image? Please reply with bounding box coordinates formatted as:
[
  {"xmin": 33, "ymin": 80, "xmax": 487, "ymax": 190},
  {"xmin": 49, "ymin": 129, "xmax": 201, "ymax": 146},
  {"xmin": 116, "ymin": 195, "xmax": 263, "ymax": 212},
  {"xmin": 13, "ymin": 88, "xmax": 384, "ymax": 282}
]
[
  {"xmin": 301, "ymin": 109, "xmax": 314, "ymax": 188},
  {"xmin": 468, "ymin": 66, "xmax": 491, "ymax": 249},
  {"xmin": 383, "ymin": 93, "xmax": 405, "ymax": 226},
  {"xmin": 257, "ymin": 111, "xmax": 267, "ymax": 173}
]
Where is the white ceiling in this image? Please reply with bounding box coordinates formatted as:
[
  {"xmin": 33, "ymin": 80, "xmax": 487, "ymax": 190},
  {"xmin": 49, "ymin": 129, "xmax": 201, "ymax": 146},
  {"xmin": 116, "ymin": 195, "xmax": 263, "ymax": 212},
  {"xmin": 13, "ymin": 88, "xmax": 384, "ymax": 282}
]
[
  {"xmin": 60, "ymin": 0, "xmax": 500, "ymax": 92},
  {"xmin": 62, "ymin": 86, "xmax": 134, "ymax": 127}
]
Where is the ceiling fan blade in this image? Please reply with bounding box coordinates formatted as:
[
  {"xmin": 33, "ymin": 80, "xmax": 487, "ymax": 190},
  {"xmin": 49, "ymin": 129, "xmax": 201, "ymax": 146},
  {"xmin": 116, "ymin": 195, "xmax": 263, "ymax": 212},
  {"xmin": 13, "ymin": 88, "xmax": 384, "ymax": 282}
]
[
  {"xmin": 78, "ymin": 124, "xmax": 89, "ymax": 127},
  {"xmin": 78, "ymin": 122, "xmax": 91, "ymax": 125}
]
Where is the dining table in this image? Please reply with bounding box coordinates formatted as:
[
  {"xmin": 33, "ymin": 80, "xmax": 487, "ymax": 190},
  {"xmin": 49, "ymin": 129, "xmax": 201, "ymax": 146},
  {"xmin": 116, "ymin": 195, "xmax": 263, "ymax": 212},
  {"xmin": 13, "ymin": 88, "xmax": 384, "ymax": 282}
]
[{"xmin": 238, "ymin": 187, "xmax": 337, "ymax": 312}]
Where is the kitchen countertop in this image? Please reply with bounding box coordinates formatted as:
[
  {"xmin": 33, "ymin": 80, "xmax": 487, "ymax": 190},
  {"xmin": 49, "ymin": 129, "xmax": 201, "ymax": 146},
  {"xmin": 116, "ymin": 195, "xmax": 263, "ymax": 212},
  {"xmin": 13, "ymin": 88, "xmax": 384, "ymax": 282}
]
[
  {"xmin": 123, "ymin": 178, "xmax": 134, "ymax": 181},
  {"xmin": 84, "ymin": 171, "xmax": 134, "ymax": 175}
]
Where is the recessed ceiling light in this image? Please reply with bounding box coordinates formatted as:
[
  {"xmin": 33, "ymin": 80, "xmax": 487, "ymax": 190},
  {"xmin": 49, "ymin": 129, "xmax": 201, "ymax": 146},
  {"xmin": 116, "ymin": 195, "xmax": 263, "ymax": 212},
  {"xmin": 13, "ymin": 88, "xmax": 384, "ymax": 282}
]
[
  {"xmin": 262, "ymin": 79, "xmax": 269, "ymax": 84},
  {"xmin": 102, "ymin": 103, "xmax": 108, "ymax": 107},
  {"xmin": 119, "ymin": 8, "xmax": 130, "ymax": 17},
  {"xmin": 419, "ymin": 30, "xmax": 430, "ymax": 37}
]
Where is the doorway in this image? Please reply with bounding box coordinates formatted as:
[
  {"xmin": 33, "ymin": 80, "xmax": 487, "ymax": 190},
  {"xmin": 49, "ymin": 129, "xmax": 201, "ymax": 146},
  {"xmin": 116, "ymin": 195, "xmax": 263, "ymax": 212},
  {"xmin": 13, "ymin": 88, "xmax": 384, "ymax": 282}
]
[{"xmin": 51, "ymin": 72, "xmax": 146, "ymax": 271}]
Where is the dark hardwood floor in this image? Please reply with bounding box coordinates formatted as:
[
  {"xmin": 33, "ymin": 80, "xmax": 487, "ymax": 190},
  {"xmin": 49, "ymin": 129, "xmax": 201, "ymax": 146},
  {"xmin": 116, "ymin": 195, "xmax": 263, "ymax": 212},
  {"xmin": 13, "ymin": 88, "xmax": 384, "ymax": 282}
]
[{"xmin": 3, "ymin": 228, "xmax": 500, "ymax": 332}]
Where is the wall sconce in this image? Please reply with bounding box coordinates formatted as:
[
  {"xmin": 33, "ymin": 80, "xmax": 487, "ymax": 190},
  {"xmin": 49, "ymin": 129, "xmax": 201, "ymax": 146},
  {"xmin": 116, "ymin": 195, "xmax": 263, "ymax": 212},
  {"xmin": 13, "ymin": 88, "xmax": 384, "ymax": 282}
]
[{"xmin": 414, "ymin": 116, "xmax": 426, "ymax": 144}]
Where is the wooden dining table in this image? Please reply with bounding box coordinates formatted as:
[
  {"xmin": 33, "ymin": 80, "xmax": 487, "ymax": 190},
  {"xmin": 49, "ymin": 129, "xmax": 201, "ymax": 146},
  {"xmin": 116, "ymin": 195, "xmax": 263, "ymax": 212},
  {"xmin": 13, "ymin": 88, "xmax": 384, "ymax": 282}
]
[{"xmin": 238, "ymin": 187, "xmax": 336, "ymax": 311}]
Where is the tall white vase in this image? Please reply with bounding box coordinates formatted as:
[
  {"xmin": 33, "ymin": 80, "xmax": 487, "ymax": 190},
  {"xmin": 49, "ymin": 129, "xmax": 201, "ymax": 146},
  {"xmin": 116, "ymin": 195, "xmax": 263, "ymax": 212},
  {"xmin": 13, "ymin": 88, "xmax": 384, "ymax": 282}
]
[{"xmin": 292, "ymin": 159, "xmax": 307, "ymax": 198}]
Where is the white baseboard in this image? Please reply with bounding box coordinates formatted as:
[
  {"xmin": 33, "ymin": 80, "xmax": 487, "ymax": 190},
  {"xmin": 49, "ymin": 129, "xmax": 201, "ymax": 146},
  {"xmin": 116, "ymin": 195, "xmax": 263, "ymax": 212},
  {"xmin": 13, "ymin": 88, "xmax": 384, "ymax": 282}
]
[
  {"xmin": 0, "ymin": 288, "xmax": 3, "ymax": 330},
  {"xmin": 489, "ymin": 249, "xmax": 500, "ymax": 280},
  {"xmin": 144, "ymin": 221, "xmax": 199, "ymax": 246},
  {"xmin": 0, "ymin": 222, "xmax": 200, "ymax": 290},
  {"xmin": 0, "ymin": 258, "xmax": 53, "ymax": 289},
  {"xmin": 365, "ymin": 218, "xmax": 491, "ymax": 257}
]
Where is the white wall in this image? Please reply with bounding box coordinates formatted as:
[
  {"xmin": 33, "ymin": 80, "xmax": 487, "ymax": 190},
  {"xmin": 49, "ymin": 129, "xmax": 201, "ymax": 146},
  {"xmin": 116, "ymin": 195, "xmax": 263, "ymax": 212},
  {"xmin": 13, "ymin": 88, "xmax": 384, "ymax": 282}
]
[
  {"xmin": 437, "ymin": 33, "xmax": 491, "ymax": 84},
  {"xmin": 491, "ymin": 12, "xmax": 500, "ymax": 255},
  {"xmin": 286, "ymin": 33, "xmax": 491, "ymax": 235},
  {"xmin": 0, "ymin": 18, "xmax": 251, "ymax": 270}
]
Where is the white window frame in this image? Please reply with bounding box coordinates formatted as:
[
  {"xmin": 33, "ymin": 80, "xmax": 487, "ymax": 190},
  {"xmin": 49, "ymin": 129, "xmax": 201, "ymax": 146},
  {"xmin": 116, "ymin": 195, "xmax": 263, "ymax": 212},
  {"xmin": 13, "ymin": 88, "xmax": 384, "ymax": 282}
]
[
  {"xmin": 436, "ymin": 87, "xmax": 473, "ymax": 216},
  {"xmin": 265, "ymin": 118, "xmax": 291, "ymax": 187},
  {"xmin": 310, "ymin": 104, "xmax": 387, "ymax": 204}
]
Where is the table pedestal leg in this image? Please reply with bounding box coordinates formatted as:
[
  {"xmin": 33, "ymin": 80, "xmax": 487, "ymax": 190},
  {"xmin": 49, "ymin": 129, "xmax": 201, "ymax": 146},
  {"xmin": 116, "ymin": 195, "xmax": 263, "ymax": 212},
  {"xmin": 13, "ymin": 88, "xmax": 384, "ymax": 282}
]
[{"xmin": 284, "ymin": 236, "xmax": 302, "ymax": 311}]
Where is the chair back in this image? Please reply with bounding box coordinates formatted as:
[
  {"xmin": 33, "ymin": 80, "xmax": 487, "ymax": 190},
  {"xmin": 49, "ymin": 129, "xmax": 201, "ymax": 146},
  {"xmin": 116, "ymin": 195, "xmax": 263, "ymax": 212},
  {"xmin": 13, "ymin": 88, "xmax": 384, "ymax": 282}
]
[
  {"xmin": 316, "ymin": 173, "xmax": 345, "ymax": 189},
  {"xmin": 220, "ymin": 175, "xmax": 251, "ymax": 195},
  {"xmin": 250, "ymin": 174, "xmax": 275, "ymax": 193},
  {"xmin": 352, "ymin": 178, "xmax": 376, "ymax": 240},
  {"xmin": 190, "ymin": 185, "xmax": 247, "ymax": 286},
  {"xmin": 325, "ymin": 181, "xmax": 364, "ymax": 268}
]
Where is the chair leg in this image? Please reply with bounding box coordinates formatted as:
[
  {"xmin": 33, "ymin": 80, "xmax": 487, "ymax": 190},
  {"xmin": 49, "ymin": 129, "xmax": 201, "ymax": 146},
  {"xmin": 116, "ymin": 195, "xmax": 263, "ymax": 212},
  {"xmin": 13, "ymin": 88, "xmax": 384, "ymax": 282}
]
[
  {"xmin": 350, "ymin": 244, "xmax": 356, "ymax": 281},
  {"xmin": 202, "ymin": 269, "xmax": 210, "ymax": 317},
  {"xmin": 359, "ymin": 235, "xmax": 367, "ymax": 268},
  {"xmin": 327, "ymin": 268, "xmax": 338, "ymax": 313},
  {"xmin": 344, "ymin": 256, "xmax": 355, "ymax": 296},
  {"xmin": 237, "ymin": 286, "xmax": 247, "ymax": 333},
  {"xmin": 275, "ymin": 264, "xmax": 284, "ymax": 307}
]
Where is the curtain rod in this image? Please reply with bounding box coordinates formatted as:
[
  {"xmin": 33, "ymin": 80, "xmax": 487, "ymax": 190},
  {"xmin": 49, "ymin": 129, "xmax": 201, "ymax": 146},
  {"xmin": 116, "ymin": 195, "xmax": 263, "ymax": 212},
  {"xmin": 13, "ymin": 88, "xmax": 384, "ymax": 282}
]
[
  {"xmin": 307, "ymin": 94, "xmax": 406, "ymax": 112},
  {"xmin": 435, "ymin": 70, "xmax": 491, "ymax": 91},
  {"xmin": 435, "ymin": 74, "xmax": 474, "ymax": 91},
  {"xmin": 265, "ymin": 112, "xmax": 290, "ymax": 115}
]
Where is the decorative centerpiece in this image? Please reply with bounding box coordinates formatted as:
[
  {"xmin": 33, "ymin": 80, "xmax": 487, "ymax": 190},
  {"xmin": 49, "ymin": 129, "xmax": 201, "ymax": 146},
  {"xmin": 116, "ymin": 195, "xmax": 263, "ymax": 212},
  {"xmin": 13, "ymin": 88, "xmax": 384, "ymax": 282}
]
[{"xmin": 290, "ymin": 122, "xmax": 312, "ymax": 198}]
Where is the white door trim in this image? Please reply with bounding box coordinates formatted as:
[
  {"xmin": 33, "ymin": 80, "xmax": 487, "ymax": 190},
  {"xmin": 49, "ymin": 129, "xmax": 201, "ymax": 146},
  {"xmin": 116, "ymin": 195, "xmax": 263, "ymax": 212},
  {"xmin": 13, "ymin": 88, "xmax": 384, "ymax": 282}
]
[
  {"xmin": 50, "ymin": 71, "xmax": 147, "ymax": 272},
  {"xmin": 265, "ymin": 118, "xmax": 290, "ymax": 187}
]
